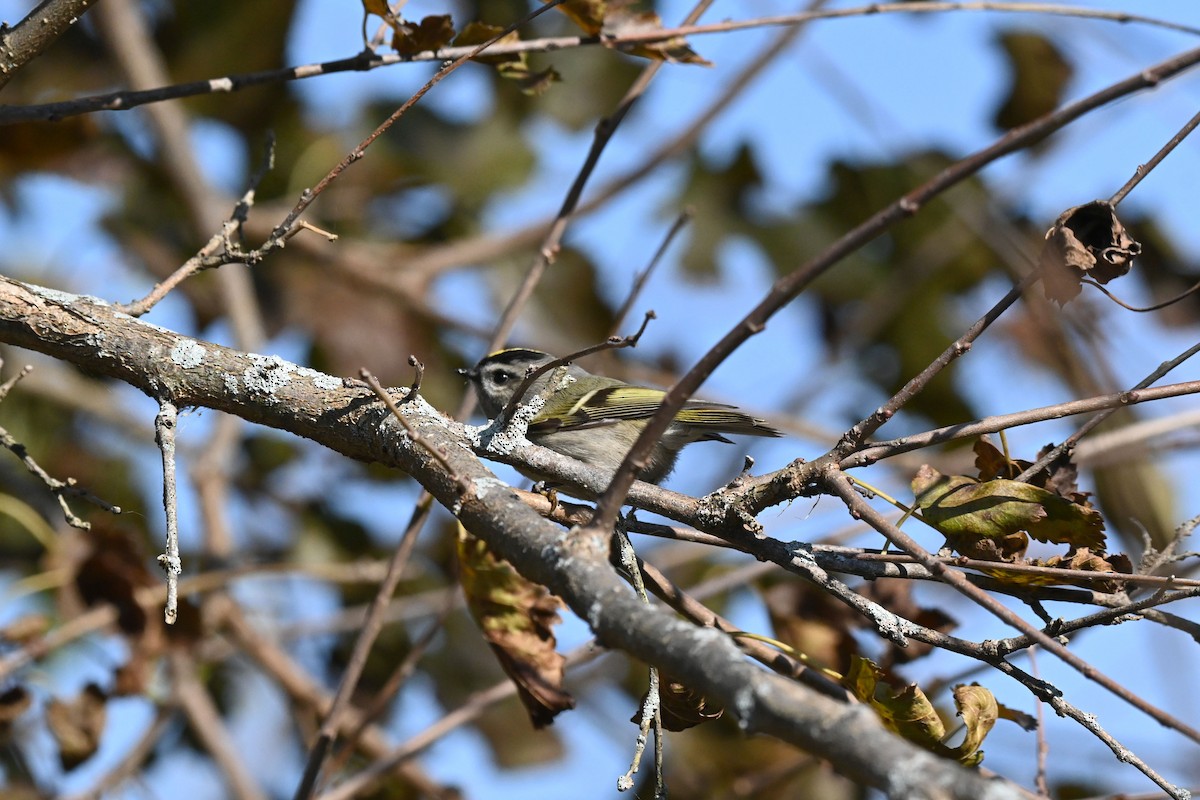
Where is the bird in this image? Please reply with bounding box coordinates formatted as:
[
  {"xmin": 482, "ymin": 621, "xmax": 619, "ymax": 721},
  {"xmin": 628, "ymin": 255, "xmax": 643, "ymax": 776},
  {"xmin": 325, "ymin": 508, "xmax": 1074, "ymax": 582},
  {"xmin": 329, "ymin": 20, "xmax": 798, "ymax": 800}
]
[{"xmin": 460, "ymin": 348, "xmax": 781, "ymax": 487}]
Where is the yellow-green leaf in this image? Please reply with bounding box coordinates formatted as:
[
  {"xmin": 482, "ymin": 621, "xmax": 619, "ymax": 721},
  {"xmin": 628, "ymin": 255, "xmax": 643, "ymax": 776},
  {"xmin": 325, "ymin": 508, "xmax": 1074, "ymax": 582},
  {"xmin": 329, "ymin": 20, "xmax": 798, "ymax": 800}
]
[
  {"xmin": 949, "ymin": 683, "xmax": 998, "ymax": 764},
  {"xmin": 844, "ymin": 656, "xmax": 945, "ymax": 744},
  {"xmin": 913, "ymin": 465, "xmax": 1106, "ymax": 551}
]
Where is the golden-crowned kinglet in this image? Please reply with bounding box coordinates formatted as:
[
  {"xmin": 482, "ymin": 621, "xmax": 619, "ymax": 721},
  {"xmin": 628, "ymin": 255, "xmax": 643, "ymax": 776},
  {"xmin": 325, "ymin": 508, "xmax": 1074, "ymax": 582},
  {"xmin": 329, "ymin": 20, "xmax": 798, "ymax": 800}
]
[{"xmin": 460, "ymin": 348, "xmax": 781, "ymax": 486}]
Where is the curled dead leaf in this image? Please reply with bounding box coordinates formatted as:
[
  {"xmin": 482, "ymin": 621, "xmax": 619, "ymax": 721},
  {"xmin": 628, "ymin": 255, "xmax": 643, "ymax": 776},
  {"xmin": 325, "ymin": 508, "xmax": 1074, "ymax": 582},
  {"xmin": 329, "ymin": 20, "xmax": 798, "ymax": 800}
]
[
  {"xmin": 1040, "ymin": 200, "xmax": 1141, "ymax": 305},
  {"xmin": 633, "ymin": 675, "xmax": 724, "ymax": 731},
  {"xmin": 457, "ymin": 526, "xmax": 575, "ymax": 727}
]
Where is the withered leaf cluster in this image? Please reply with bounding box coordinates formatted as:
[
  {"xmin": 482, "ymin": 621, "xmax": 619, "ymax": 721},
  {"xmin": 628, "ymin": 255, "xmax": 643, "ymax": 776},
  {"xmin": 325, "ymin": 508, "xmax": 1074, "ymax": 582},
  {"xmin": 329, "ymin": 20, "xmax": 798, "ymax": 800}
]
[
  {"xmin": 913, "ymin": 439, "xmax": 1132, "ymax": 588},
  {"xmin": 1040, "ymin": 200, "xmax": 1142, "ymax": 305}
]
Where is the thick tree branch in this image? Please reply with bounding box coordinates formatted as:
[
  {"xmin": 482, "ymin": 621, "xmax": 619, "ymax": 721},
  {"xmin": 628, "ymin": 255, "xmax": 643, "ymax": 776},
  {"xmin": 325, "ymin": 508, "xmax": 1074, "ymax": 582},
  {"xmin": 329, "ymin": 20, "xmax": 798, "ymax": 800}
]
[{"xmin": 0, "ymin": 274, "xmax": 1026, "ymax": 799}]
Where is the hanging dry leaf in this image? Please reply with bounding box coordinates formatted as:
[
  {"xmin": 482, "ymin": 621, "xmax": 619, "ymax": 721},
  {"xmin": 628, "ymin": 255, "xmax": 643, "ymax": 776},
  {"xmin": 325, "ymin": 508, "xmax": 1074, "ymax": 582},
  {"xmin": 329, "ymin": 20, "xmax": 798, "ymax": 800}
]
[
  {"xmin": 457, "ymin": 526, "xmax": 575, "ymax": 728},
  {"xmin": 845, "ymin": 659, "xmax": 1021, "ymax": 766},
  {"xmin": 1029, "ymin": 547, "xmax": 1132, "ymax": 592},
  {"xmin": 47, "ymin": 683, "xmax": 107, "ymax": 770},
  {"xmin": 949, "ymin": 683, "xmax": 998, "ymax": 766},
  {"xmin": 391, "ymin": 14, "xmax": 455, "ymax": 56},
  {"xmin": 361, "ymin": 0, "xmax": 395, "ymax": 23},
  {"xmin": 998, "ymin": 701, "xmax": 1038, "ymax": 731},
  {"xmin": 1040, "ymin": 200, "xmax": 1141, "ymax": 305},
  {"xmin": 844, "ymin": 656, "xmax": 946, "ymax": 751}
]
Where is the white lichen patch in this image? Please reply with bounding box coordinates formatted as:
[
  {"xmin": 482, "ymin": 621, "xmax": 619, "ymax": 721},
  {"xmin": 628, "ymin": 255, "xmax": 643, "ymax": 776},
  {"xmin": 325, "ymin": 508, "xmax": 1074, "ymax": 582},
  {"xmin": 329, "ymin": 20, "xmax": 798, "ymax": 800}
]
[
  {"xmin": 477, "ymin": 395, "xmax": 543, "ymax": 455},
  {"xmin": 170, "ymin": 339, "xmax": 206, "ymax": 368},
  {"xmin": 224, "ymin": 373, "xmax": 240, "ymax": 395},
  {"xmin": 294, "ymin": 366, "xmax": 341, "ymax": 390},
  {"xmin": 242, "ymin": 354, "xmax": 297, "ymax": 396},
  {"xmin": 461, "ymin": 423, "xmax": 484, "ymax": 450},
  {"xmin": 470, "ymin": 476, "xmax": 509, "ymax": 500},
  {"xmin": 30, "ymin": 285, "xmax": 105, "ymax": 307}
]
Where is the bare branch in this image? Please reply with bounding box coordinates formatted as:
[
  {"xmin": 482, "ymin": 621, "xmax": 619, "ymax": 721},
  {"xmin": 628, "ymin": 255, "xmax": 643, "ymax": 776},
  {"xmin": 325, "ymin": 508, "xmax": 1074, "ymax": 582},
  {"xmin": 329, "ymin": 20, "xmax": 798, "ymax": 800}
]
[{"xmin": 0, "ymin": 0, "xmax": 99, "ymax": 89}]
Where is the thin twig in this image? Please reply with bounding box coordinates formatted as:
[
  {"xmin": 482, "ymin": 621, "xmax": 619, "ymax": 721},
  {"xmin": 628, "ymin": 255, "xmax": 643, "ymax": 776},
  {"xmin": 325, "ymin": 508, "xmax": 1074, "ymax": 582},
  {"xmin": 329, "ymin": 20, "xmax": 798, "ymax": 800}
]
[
  {"xmin": 1109, "ymin": 106, "xmax": 1200, "ymax": 206},
  {"xmin": 324, "ymin": 585, "xmax": 456, "ymax": 780},
  {"xmin": 360, "ymin": 369, "xmax": 463, "ymax": 488},
  {"xmin": 5, "ymin": 3, "xmax": 1200, "ymax": 124},
  {"xmin": 588, "ymin": 38, "xmax": 1200, "ymax": 530},
  {"xmin": 293, "ymin": 494, "xmax": 434, "ymax": 800},
  {"xmin": 480, "ymin": 0, "xmax": 715, "ymax": 362},
  {"xmin": 217, "ymin": 596, "xmax": 449, "ymax": 796},
  {"xmin": 171, "ymin": 650, "xmax": 268, "ymax": 800},
  {"xmin": 0, "ymin": 0, "xmax": 99, "ymax": 90},
  {"xmin": 154, "ymin": 399, "xmax": 182, "ymax": 625},
  {"xmin": 614, "ymin": 523, "xmax": 662, "ymax": 794},
  {"xmin": 844, "ymin": 378, "xmax": 1200, "ymax": 467},
  {"xmin": 59, "ymin": 707, "xmax": 175, "ymax": 800},
  {"xmin": 1027, "ymin": 648, "xmax": 1050, "ymax": 798},
  {"xmin": 1014, "ymin": 341, "xmax": 1200, "ymax": 482},
  {"xmin": 268, "ymin": 0, "xmax": 568, "ymax": 246},
  {"xmin": 609, "ymin": 208, "xmax": 692, "ymax": 338},
  {"xmin": 117, "ymin": 135, "xmax": 277, "ymax": 317}
]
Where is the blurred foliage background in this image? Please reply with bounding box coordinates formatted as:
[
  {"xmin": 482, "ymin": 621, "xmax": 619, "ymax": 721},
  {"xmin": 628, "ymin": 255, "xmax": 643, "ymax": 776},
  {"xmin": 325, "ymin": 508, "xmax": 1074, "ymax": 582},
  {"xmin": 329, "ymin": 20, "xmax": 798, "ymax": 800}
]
[{"xmin": 1, "ymin": 1, "xmax": 1200, "ymax": 798}]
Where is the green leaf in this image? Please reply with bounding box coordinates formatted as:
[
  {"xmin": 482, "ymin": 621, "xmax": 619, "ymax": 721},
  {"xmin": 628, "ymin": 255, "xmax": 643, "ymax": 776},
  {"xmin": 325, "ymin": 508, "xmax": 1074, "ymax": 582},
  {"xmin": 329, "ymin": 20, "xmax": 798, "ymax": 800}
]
[
  {"xmin": 992, "ymin": 31, "xmax": 1072, "ymax": 132},
  {"xmin": 913, "ymin": 465, "xmax": 1106, "ymax": 552}
]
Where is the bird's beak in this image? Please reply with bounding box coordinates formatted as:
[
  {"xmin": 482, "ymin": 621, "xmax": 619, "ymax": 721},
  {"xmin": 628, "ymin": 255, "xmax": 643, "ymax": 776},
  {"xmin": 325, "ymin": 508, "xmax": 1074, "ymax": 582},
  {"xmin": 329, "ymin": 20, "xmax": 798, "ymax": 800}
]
[{"xmin": 457, "ymin": 367, "xmax": 478, "ymax": 380}]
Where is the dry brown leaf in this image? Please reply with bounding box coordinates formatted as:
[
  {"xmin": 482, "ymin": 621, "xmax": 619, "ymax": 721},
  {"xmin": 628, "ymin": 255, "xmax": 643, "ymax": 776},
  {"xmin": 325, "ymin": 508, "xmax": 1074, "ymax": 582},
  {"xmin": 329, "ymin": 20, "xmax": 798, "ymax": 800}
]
[
  {"xmin": 391, "ymin": 14, "xmax": 455, "ymax": 56},
  {"xmin": 457, "ymin": 526, "xmax": 575, "ymax": 728},
  {"xmin": 604, "ymin": 8, "xmax": 712, "ymax": 66},
  {"xmin": 1040, "ymin": 200, "xmax": 1141, "ymax": 305},
  {"xmin": 0, "ymin": 686, "xmax": 32, "ymax": 729},
  {"xmin": 549, "ymin": 0, "xmax": 608, "ymax": 34}
]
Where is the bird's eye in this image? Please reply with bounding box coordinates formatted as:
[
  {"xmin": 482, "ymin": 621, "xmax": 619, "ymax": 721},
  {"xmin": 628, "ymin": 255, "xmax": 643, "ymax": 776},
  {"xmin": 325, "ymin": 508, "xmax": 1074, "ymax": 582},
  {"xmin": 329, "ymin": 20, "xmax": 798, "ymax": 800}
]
[{"xmin": 492, "ymin": 370, "xmax": 513, "ymax": 385}]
